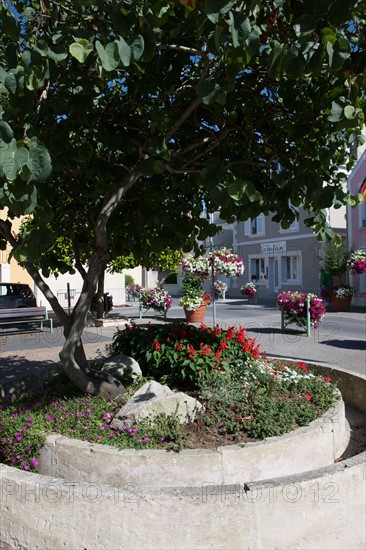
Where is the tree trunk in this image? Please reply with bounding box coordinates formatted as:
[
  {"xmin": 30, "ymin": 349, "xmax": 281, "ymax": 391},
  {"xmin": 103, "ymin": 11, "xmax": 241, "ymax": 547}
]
[{"xmin": 96, "ymin": 269, "xmax": 105, "ymax": 319}]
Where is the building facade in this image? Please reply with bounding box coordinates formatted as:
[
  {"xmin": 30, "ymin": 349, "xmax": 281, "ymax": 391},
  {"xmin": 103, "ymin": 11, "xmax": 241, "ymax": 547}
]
[
  {"xmin": 210, "ymin": 206, "xmax": 346, "ymax": 301},
  {"xmin": 348, "ymin": 149, "xmax": 366, "ymax": 306}
]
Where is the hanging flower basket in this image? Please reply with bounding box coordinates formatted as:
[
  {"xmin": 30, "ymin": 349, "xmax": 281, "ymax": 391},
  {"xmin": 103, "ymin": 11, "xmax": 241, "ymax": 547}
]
[
  {"xmin": 240, "ymin": 282, "xmax": 257, "ymax": 299},
  {"xmin": 214, "ymin": 281, "xmax": 228, "ymax": 298},
  {"xmin": 182, "ymin": 248, "xmax": 245, "ymax": 279},
  {"xmin": 208, "ymin": 248, "xmax": 245, "ymax": 278},
  {"xmin": 347, "ymin": 250, "xmax": 366, "ymax": 275}
]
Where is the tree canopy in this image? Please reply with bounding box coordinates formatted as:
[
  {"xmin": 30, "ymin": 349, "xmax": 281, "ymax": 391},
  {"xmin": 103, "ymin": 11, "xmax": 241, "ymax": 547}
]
[{"xmin": 0, "ymin": 0, "xmax": 365, "ymax": 395}]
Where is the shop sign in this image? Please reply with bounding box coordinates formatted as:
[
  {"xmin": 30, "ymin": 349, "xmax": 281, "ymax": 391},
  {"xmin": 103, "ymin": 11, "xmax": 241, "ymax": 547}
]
[{"xmin": 261, "ymin": 241, "xmax": 287, "ymax": 254}]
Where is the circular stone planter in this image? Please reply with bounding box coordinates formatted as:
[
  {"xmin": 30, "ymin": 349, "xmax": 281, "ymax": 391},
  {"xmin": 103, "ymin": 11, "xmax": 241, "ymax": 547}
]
[
  {"xmin": 1, "ymin": 366, "xmax": 365, "ymax": 550},
  {"xmin": 37, "ymin": 391, "xmax": 348, "ymax": 488}
]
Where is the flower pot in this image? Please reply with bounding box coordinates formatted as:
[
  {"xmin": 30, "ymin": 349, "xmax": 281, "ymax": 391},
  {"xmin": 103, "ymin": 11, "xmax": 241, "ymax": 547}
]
[
  {"xmin": 331, "ymin": 295, "xmax": 352, "ymax": 312},
  {"xmin": 184, "ymin": 304, "xmax": 207, "ymax": 323}
]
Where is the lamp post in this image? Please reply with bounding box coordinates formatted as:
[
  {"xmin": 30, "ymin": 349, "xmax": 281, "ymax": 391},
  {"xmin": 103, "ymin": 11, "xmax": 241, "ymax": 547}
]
[{"xmin": 209, "ymin": 213, "xmax": 217, "ymax": 326}]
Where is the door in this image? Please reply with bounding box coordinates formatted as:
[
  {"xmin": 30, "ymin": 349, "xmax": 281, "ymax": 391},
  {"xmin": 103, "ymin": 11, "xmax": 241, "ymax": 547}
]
[{"xmin": 268, "ymin": 257, "xmax": 279, "ymax": 294}]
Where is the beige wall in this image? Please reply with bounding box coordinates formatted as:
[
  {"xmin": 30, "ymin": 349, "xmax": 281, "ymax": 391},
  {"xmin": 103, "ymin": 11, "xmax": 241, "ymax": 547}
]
[{"xmin": 0, "ymin": 211, "xmax": 34, "ymax": 286}]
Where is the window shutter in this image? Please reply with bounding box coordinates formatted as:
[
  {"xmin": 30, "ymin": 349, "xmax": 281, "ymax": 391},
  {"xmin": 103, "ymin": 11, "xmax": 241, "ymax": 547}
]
[
  {"xmin": 244, "ymin": 220, "xmax": 251, "ymax": 236},
  {"xmin": 257, "ymin": 215, "xmax": 263, "ymax": 234}
]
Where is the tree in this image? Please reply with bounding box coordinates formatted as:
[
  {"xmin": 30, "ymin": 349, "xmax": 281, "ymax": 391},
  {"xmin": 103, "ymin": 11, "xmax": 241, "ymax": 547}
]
[{"xmin": 0, "ymin": 0, "xmax": 365, "ymax": 396}]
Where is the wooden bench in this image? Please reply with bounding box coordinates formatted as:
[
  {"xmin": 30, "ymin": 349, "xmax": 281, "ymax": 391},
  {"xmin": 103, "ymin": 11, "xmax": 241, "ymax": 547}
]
[{"xmin": 0, "ymin": 307, "xmax": 54, "ymax": 332}]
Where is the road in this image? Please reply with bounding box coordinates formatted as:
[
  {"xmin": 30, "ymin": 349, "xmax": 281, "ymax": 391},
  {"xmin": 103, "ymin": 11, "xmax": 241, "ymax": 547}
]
[{"xmin": 0, "ymin": 299, "xmax": 365, "ymax": 395}]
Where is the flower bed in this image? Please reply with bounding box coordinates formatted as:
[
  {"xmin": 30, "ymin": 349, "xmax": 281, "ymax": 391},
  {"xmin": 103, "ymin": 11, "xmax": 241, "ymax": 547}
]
[{"xmin": 277, "ymin": 291, "xmax": 326, "ymax": 332}]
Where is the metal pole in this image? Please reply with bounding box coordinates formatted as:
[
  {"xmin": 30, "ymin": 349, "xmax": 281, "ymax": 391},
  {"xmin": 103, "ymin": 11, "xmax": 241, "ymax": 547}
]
[
  {"xmin": 209, "ymin": 213, "xmax": 217, "ymax": 326},
  {"xmin": 67, "ymin": 283, "xmax": 71, "ymax": 315},
  {"xmin": 211, "ymin": 261, "xmax": 216, "ymax": 326}
]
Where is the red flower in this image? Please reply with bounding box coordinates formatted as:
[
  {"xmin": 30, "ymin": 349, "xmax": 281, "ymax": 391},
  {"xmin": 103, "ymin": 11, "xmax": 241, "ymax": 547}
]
[
  {"xmin": 176, "ymin": 343, "xmax": 183, "ymax": 351},
  {"xmin": 152, "ymin": 340, "xmax": 161, "ymax": 351},
  {"xmin": 303, "ymin": 393, "xmax": 312, "ymax": 401},
  {"xmin": 323, "ymin": 376, "xmax": 332, "ymax": 382},
  {"xmin": 201, "ymin": 346, "xmax": 211, "ymax": 356},
  {"xmin": 296, "ymin": 361, "xmax": 308, "ymax": 372}
]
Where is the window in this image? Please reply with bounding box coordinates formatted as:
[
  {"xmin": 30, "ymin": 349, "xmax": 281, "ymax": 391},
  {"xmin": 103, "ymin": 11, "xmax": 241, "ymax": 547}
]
[
  {"xmin": 360, "ymin": 200, "xmax": 366, "ymax": 228},
  {"xmin": 250, "ymin": 258, "xmax": 267, "ymax": 281},
  {"xmin": 286, "ymin": 256, "xmax": 298, "ymax": 280},
  {"xmin": 245, "ymin": 214, "xmax": 265, "ymax": 236},
  {"xmin": 280, "ymin": 218, "xmax": 299, "ymax": 232},
  {"xmin": 280, "ymin": 203, "xmax": 299, "ymax": 232},
  {"xmin": 281, "ymin": 255, "xmax": 300, "ymax": 282}
]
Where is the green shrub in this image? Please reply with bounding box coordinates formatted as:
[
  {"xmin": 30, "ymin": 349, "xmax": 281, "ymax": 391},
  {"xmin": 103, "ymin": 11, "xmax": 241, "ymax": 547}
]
[
  {"xmin": 125, "ymin": 274, "xmax": 134, "ymax": 286},
  {"xmin": 181, "ymin": 275, "xmax": 203, "ymax": 296},
  {"xmin": 164, "ymin": 272, "xmax": 178, "ymax": 284},
  {"xmin": 110, "ymin": 323, "xmax": 261, "ymax": 386}
]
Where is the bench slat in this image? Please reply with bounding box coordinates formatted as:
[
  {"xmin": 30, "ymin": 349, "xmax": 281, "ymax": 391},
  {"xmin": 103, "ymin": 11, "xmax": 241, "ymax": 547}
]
[{"xmin": 0, "ymin": 307, "xmax": 53, "ymax": 332}]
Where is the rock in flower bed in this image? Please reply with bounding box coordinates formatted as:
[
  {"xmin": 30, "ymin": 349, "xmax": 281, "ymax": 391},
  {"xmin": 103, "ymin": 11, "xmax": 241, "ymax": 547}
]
[{"xmin": 0, "ymin": 323, "xmax": 338, "ymax": 472}]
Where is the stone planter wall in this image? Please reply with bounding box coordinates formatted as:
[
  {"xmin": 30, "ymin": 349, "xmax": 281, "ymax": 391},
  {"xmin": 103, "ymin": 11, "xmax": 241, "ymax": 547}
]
[
  {"xmin": 0, "ymin": 368, "xmax": 365, "ymax": 550},
  {"xmin": 38, "ymin": 394, "xmax": 348, "ymax": 488}
]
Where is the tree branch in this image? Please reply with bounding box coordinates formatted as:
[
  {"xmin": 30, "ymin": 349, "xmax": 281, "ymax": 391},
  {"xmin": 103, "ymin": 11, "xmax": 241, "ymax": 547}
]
[{"xmin": 165, "ymin": 96, "xmax": 202, "ymax": 142}]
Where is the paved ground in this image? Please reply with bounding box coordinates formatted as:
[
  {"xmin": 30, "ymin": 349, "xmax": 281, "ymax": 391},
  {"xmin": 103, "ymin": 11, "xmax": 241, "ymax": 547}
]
[{"xmin": 0, "ymin": 298, "xmax": 365, "ymax": 396}]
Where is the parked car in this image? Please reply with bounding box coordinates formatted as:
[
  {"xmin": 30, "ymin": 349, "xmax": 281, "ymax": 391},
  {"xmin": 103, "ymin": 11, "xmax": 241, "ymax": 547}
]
[{"xmin": 0, "ymin": 283, "xmax": 37, "ymax": 309}]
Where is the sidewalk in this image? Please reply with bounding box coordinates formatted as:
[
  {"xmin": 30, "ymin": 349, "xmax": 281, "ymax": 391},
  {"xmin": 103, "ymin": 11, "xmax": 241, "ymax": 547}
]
[{"xmin": 1, "ymin": 299, "xmax": 365, "ymax": 397}]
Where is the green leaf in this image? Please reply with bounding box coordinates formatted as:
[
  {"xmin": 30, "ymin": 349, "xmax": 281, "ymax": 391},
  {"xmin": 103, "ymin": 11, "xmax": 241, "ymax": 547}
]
[
  {"xmin": 306, "ymin": 43, "xmax": 324, "ymax": 73},
  {"xmin": 328, "ymin": 100, "xmax": 345, "ymax": 122},
  {"xmin": 69, "ymin": 41, "xmax": 93, "ymax": 63},
  {"xmin": 130, "ymin": 35, "xmax": 144, "ymax": 62},
  {"xmin": 116, "ymin": 36, "xmax": 131, "ymax": 66},
  {"xmin": 5, "ymin": 44, "xmax": 18, "ymax": 69},
  {"xmin": 344, "ymin": 105, "xmax": 357, "ymax": 120},
  {"xmin": 327, "ymin": 40, "xmax": 350, "ymax": 71},
  {"xmin": 246, "ymin": 29, "xmax": 260, "ymax": 57},
  {"xmin": 15, "ymin": 147, "xmax": 29, "ymax": 169},
  {"xmin": 266, "ymin": 44, "xmax": 284, "ymax": 79},
  {"xmin": 0, "ymin": 121, "xmax": 13, "ymax": 143},
  {"xmin": 198, "ymin": 80, "xmax": 220, "ymax": 105},
  {"xmin": 1, "ymin": 149, "xmax": 17, "ymax": 181},
  {"xmin": 205, "ymin": 0, "xmax": 234, "ymax": 23},
  {"xmin": 293, "ymin": 15, "xmax": 318, "ymax": 37},
  {"xmin": 47, "ymin": 45, "xmax": 68, "ymax": 62},
  {"xmin": 95, "ymin": 41, "xmax": 119, "ymax": 71},
  {"xmin": 228, "ymin": 182, "xmax": 244, "ymax": 201},
  {"xmin": 27, "ymin": 145, "xmax": 52, "ymax": 181},
  {"xmin": 283, "ymin": 48, "xmax": 305, "ymax": 78},
  {"xmin": 4, "ymin": 73, "xmax": 17, "ymax": 94},
  {"xmin": 150, "ymin": 135, "xmax": 170, "ymax": 160},
  {"xmin": 229, "ymin": 12, "xmax": 251, "ymax": 48}
]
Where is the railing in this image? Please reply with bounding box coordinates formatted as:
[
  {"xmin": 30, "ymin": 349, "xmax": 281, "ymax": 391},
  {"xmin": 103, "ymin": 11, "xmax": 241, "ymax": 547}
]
[
  {"xmin": 280, "ymin": 294, "xmax": 311, "ymax": 337},
  {"xmin": 56, "ymin": 288, "xmax": 125, "ymax": 309}
]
